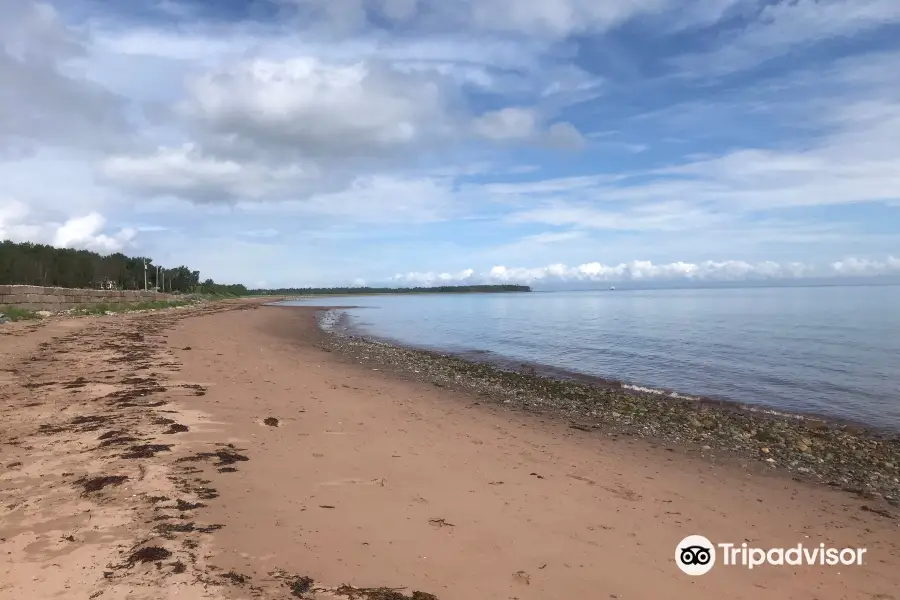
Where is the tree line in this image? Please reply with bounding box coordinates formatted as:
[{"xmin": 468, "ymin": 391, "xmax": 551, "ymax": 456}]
[
  {"xmin": 0, "ymin": 240, "xmax": 246, "ymax": 295},
  {"xmin": 0, "ymin": 240, "xmax": 529, "ymax": 296}
]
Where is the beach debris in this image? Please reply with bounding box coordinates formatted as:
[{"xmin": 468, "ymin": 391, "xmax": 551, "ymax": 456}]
[
  {"xmin": 99, "ymin": 435, "xmax": 139, "ymax": 448},
  {"xmin": 77, "ymin": 475, "xmax": 128, "ymax": 495},
  {"xmin": 861, "ymin": 505, "xmax": 895, "ymax": 519},
  {"xmin": 333, "ymin": 585, "xmax": 438, "ymax": 600},
  {"xmin": 121, "ymin": 443, "xmax": 172, "ymax": 459},
  {"xmin": 530, "ymin": 472, "xmax": 545, "ymax": 479},
  {"xmin": 569, "ymin": 422, "xmax": 598, "ymax": 432},
  {"xmin": 65, "ymin": 377, "xmax": 90, "ymax": 389},
  {"xmin": 289, "ymin": 576, "xmax": 315, "ymax": 597},
  {"xmin": 512, "ymin": 570, "xmax": 531, "ymax": 585},
  {"xmin": 175, "ymin": 499, "xmax": 206, "ymax": 511},
  {"xmin": 0, "ymin": 313, "xmax": 8, "ymax": 324},
  {"xmin": 319, "ymin": 504, "xmax": 336, "ymax": 509},
  {"xmin": 155, "ymin": 522, "xmax": 196, "ymax": 537},
  {"xmin": 221, "ymin": 571, "xmax": 249, "ymax": 585},
  {"xmin": 211, "ymin": 447, "xmax": 249, "ymax": 466},
  {"xmin": 163, "ymin": 423, "xmax": 189, "ymax": 434},
  {"xmin": 126, "ymin": 546, "xmax": 171, "ymax": 566},
  {"xmin": 264, "ymin": 417, "xmax": 280, "ymax": 426},
  {"xmin": 176, "ymin": 445, "xmax": 249, "ymax": 467},
  {"xmin": 428, "ymin": 518, "xmax": 454, "ymax": 528}
]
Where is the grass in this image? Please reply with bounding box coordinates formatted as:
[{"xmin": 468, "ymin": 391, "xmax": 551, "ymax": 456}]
[
  {"xmin": 2, "ymin": 297, "xmax": 201, "ymax": 322},
  {"xmin": 194, "ymin": 292, "xmax": 240, "ymax": 300},
  {"xmin": 71, "ymin": 299, "xmax": 194, "ymax": 316},
  {"xmin": 0, "ymin": 306, "xmax": 39, "ymax": 321}
]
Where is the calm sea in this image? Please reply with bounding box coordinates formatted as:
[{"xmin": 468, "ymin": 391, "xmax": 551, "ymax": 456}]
[{"xmin": 281, "ymin": 285, "xmax": 900, "ymax": 430}]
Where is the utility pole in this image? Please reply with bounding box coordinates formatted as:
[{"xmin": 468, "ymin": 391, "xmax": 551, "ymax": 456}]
[
  {"xmin": 144, "ymin": 260, "xmax": 147, "ymax": 291},
  {"xmin": 156, "ymin": 265, "xmax": 160, "ymax": 291}
]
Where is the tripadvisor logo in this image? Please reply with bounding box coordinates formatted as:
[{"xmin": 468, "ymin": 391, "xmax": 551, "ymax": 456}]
[
  {"xmin": 675, "ymin": 535, "xmax": 867, "ymax": 575},
  {"xmin": 676, "ymin": 535, "xmax": 716, "ymax": 576}
]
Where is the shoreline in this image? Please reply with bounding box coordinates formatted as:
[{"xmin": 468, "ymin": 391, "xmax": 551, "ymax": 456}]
[
  {"xmin": 3, "ymin": 301, "xmax": 899, "ymax": 600},
  {"xmin": 317, "ymin": 304, "xmax": 898, "ymax": 434},
  {"xmin": 320, "ymin": 306, "xmax": 897, "ymax": 429},
  {"xmin": 313, "ymin": 306, "xmax": 900, "ymax": 506}
]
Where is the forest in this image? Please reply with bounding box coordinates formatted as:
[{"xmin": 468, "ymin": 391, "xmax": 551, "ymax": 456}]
[{"xmin": 0, "ymin": 241, "xmax": 246, "ymax": 295}]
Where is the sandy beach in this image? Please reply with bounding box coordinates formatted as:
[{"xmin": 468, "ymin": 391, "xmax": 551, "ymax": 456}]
[{"xmin": 1, "ymin": 301, "xmax": 898, "ymax": 600}]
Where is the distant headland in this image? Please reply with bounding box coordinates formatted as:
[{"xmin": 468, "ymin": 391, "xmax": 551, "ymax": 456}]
[{"xmin": 252, "ymin": 284, "xmax": 531, "ymax": 295}]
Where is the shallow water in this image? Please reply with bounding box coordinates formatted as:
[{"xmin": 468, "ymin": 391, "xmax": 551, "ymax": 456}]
[{"xmin": 281, "ymin": 285, "xmax": 900, "ymax": 430}]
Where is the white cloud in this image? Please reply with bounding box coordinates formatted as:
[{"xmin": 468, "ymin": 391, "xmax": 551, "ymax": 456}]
[
  {"xmin": 390, "ymin": 256, "xmax": 900, "ymax": 285},
  {"xmin": 0, "ymin": 199, "xmax": 134, "ymax": 252},
  {"xmin": 473, "ymin": 107, "xmax": 585, "ymax": 147},
  {"xmin": 53, "ymin": 212, "xmax": 136, "ymax": 252},
  {"xmin": 101, "ymin": 143, "xmax": 319, "ymax": 203},
  {"xmin": 0, "ymin": 200, "xmax": 41, "ymax": 243},
  {"xmin": 545, "ymin": 122, "xmax": 587, "ymax": 149},
  {"xmin": 510, "ymin": 200, "xmax": 729, "ymax": 232},
  {"xmin": 181, "ymin": 56, "xmax": 451, "ymax": 159},
  {"xmin": 831, "ymin": 256, "xmax": 900, "ymax": 276},
  {"xmin": 461, "ymin": 0, "xmax": 669, "ymax": 37},
  {"xmin": 673, "ymin": 0, "xmax": 900, "ymax": 77},
  {"xmin": 237, "ymin": 175, "xmax": 456, "ymax": 223},
  {"xmin": 473, "ymin": 107, "xmax": 538, "ymax": 141},
  {"xmin": 391, "ymin": 268, "xmax": 475, "ymax": 285},
  {"xmin": 493, "ymin": 61, "xmax": 900, "ymax": 221},
  {"xmin": 0, "ymin": 0, "xmax": 130, "ymax": 154},
  {"xmin": 99, "ymin": 49, "xmax": 589, "ymax": 205},
  {"xmin": 267, "ymin": 0, "xmax": 684, "ymax": 38}
]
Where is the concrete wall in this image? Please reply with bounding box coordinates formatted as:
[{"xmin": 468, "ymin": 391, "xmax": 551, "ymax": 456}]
[{"xmin": 0, "ymin": 285, "xmax": 174, "ymax": 312}]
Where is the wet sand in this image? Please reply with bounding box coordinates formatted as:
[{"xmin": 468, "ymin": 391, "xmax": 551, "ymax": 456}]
[{"xmin": 1, "ymin": 302, "xmax": 898, "ymax": 599}]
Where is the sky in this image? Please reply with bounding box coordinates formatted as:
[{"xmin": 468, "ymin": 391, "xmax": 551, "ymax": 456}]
[{"xmin": 1, "ymin": 0, "xmax": 899, "ymax": 288}]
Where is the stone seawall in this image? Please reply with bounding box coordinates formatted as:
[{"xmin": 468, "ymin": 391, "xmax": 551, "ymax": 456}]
[{"xmin": 0, "ymin": 285, "xmax": 174, "ymax": 311}]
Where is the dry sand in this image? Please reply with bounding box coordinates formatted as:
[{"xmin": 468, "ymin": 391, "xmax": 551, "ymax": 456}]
[{"xmin": 1, "ymin": 301, "xmax": 898, "ymax": 599}]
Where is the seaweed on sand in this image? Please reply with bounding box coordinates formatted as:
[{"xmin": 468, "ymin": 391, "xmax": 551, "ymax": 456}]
[
  {"xmin": 289, "ymin": 576, "xmax": 314, "ymax": 597},
  {"xmin": 221, "ymin": 571, "xmax": 249, "ymax": 585},
  {"xmin": 71, "ymin": 415, "xmax": 108, "ymax": 425},
  {"xmin": 126, "ymin": 546, "xmax": 171, "ymax": 566},
  {"xmin": 121, "ymin": 443, "xmax": 172, "ymax": 459},
  {"xmin": 78, "ymin": 475, "xmax": 128, "ymax": 494},
  {"xmin": 99, "ymin": 435, "xmax": 139, "ymax": 448},
  {"xmin": 334, "ymin": 586, "xmax": 438, "ymax": 600},
  {"xmin": 176, "ymin": 446, "xmax": 249, "ymax": 467}
]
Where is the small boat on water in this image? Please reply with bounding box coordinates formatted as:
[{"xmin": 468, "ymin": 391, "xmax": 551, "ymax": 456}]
[{"xmin": 609, "ymin": 285, "xmax": 616, "ymax": 291}]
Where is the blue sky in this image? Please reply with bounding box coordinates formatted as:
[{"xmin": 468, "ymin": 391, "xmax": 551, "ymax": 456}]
[{"xmin": 1, "ymin": 0, "xmax": 899, "ymax": 287}]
